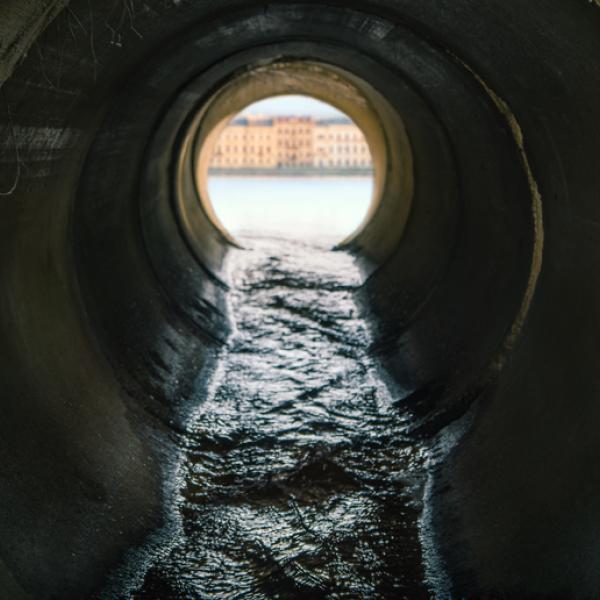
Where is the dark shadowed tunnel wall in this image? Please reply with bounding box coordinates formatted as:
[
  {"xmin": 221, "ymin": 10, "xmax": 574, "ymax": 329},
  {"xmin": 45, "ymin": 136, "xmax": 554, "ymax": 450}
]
[{"xmin": 1, "ymin": 1, "xmax": 600, "ymax": 598}]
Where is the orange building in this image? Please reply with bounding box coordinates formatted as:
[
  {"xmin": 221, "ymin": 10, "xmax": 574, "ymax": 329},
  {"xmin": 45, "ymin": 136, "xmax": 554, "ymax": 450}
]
[
  {"xmin": 210, "ymin": 115, "xmax": 371, "ymax": 170},
  {"xmin": 274, "ymin": 116, "xmax": 314, "ymax": 167},
  {"xmin": 210, "ymin": 116, "xmax": 277, "ymax": 169}
]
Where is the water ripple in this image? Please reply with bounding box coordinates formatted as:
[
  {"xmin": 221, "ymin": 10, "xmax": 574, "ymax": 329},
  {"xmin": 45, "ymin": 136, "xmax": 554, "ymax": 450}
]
[{"xmin": 133, "ymin": 236, "xmax": 429, "ymax": 599}]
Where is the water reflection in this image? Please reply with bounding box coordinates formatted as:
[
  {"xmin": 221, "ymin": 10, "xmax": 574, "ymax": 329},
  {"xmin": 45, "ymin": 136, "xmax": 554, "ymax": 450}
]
[
  {"xmin": 133, "ymin": 235, "xmax": 428, "ymax": 599},
  {"xmin": 207, "ymin": 177, "xmax": 373, "ymax": 242}
]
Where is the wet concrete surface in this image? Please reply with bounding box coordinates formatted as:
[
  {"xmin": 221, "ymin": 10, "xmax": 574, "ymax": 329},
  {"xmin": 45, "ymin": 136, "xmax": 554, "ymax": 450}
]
[{"xmin": 131, "ymin": 235, "xmax": 429, "ymax": 599}]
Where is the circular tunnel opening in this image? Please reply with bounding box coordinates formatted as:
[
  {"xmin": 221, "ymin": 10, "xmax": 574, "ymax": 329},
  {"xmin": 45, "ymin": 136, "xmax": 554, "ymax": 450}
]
[
  {"xmin": 204, "ymin": 94, "xmax": 375, "ymax": 246},
  {"xmin": 180, "ymin": 57, "xmax": 413, "ymax": 267}
]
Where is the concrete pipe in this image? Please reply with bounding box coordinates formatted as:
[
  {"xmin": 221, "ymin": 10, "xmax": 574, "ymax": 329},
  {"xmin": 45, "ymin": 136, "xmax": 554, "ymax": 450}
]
[{"xmin": 0, "ymin": 1, "xmax": 599, "ymax": 598}]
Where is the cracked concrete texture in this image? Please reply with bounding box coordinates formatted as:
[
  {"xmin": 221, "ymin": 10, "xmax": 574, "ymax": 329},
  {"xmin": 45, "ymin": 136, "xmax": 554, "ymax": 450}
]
[{"xmin": 0, "ymin": 0, "xmax": 69, "ymax": 85}]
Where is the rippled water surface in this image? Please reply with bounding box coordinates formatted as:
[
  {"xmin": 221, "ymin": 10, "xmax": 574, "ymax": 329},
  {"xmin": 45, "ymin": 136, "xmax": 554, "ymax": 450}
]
[{"xmin": 132, "ymin": 234, "xmax": 429, "ymax": 599}]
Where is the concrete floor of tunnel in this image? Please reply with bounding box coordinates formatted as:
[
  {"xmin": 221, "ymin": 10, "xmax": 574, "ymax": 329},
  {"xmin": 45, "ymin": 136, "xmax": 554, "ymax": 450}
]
[{"xmin": 129, "ymin": 233, "xmax": 429, "ymax": 599}]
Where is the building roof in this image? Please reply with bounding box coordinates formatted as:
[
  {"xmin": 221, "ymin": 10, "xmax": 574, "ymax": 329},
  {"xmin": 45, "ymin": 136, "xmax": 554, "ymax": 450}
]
[{"xmin": 228, "ymin": 115, "xmax": 354, "ymax": 126}]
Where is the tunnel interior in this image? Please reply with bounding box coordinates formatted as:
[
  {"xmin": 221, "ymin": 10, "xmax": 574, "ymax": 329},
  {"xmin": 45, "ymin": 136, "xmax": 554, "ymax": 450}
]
[{"xmin": 1, "ymin": 1, "xmax": 600, "ymax": 598}]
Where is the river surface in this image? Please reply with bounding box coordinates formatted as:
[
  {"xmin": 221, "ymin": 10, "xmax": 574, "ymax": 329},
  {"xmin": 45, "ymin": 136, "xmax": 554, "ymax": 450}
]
[
  {"xmin": 206, "ymin": 176, "xmax": 373, "ymax": 241},
  {"xmin": 130, "ymin": 231, "xmax": 429, "ymax": 599}
]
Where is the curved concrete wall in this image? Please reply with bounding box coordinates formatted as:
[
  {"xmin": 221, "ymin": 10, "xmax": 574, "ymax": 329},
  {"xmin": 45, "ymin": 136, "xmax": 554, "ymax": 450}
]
[{"xmin": 1, "ymin": 1, "xmax": 599, "ymax": 598}]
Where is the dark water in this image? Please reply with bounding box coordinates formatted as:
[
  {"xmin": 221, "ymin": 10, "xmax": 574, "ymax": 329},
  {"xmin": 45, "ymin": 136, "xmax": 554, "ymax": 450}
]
[{"xmin": 132, "ymin": 235, "xmax": 429, "ymax": 599}]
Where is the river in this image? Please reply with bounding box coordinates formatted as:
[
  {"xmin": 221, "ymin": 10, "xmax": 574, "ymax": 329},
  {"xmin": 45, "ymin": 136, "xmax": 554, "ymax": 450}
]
[{"xmin": 205, "ymin": 176, "xmax": 373, "ymax": 241}]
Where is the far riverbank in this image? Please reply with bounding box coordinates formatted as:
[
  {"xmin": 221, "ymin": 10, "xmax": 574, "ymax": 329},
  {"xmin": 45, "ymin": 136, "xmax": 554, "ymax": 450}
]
[{"xmin": 208, "ymin": 167, "xmax": 373, "ymax": 177}]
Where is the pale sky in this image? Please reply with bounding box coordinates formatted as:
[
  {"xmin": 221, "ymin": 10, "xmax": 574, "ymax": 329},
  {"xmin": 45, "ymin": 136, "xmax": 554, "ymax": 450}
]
[{"xmin": 239, "ymin": 95, "xmax": 346, "ymax": 118}]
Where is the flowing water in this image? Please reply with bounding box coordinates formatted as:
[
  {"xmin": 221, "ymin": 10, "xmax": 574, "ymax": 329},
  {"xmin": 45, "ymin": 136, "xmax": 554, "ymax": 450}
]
[
  {"xmin": 131, "ymin": 233, "xmax": 429, "ymax": 599},
  {"xmin": 206, "ymin": 177, "xmax": 373, "ymax": 241}
]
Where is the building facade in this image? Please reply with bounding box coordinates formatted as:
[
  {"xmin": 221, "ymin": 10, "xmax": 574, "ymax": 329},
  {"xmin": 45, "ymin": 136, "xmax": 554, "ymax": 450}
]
[
  {"xmin": 275, "ymin": 116, "xmax": 314, "ymax": 167},
  {"xmin": 313, "ymin": 118, "xmax": 372, "ymax": 168},
  {"xmin": 210, "ymin": 117, "xmax": 278, "ymax": 169},
  {"xmin": 210, "ymin": 115, "xmax": 372, "ymax": 170}
]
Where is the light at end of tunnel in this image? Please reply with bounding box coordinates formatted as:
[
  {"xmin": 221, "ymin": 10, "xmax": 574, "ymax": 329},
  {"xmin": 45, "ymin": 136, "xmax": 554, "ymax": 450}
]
[{"xmin": 203, "ymin": 95, "xmax": 375, "ymax": 246}]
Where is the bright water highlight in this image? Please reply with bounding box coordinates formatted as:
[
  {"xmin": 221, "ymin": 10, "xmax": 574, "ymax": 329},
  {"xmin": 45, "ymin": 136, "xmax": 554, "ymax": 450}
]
[
  {"xmin": 207, "ymin": 177, "xmax": 373, "ymax": 242},
  {"xmin": 132, "ymin": 232, "xmax": 428, "ymax": 599}
]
